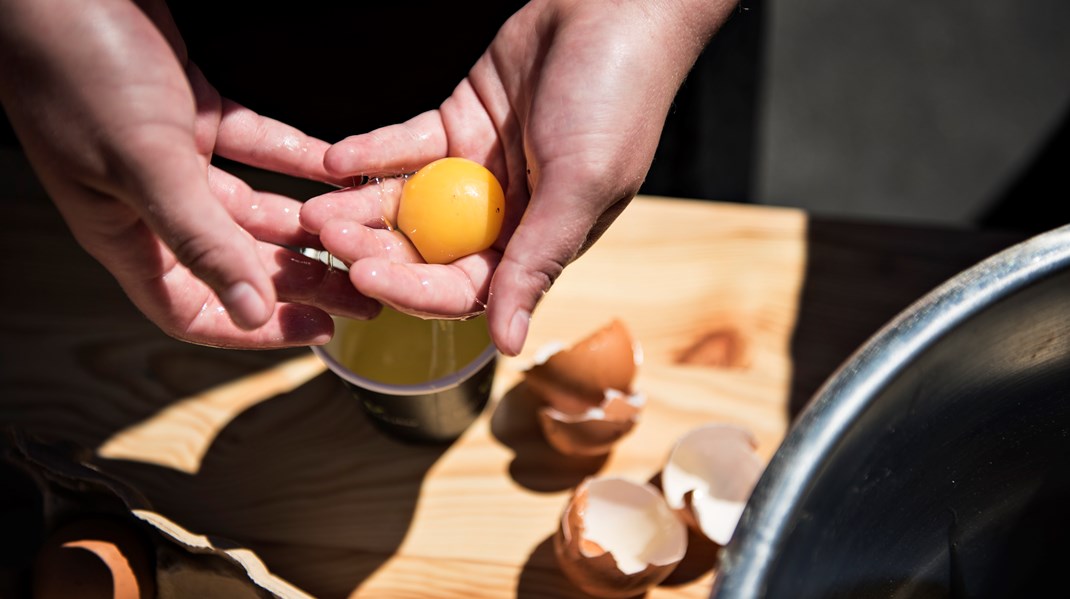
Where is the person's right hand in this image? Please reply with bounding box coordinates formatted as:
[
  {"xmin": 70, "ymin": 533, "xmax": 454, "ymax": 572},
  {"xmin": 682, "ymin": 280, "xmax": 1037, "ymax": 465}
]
[
  {"xmin": 301, "ymin": 0, "xmax": 737, "ymax": 356},
  {"xmin": 0, "ymin": 0, "xmax": 379, "ymax": 348}
]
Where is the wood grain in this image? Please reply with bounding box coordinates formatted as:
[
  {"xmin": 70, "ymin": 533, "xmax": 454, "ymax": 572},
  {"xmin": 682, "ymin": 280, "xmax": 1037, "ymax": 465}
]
[
  {"xmin": 5, "ymin": 167, "xmax": 1024, "ymax": 599},
  {"xmin": 97, "ymin": 354, "xmax": 328, "ymax": 474},
  {"xmin": 0, "ymin": 185, "xmax": 806, "ymax": 598}
]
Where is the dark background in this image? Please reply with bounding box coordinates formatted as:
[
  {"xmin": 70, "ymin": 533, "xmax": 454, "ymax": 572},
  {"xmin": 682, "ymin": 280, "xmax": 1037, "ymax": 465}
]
[{"xmin": 2, "ymin": 1, "xmax": 1068, "ymax": 233}]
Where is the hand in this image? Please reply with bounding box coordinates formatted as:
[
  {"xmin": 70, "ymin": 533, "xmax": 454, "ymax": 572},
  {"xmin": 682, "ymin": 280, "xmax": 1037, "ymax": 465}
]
[
  {"xmin": 301, "ymin": 0, "xmax": 736, "ymax": 356},
  {"xmin": 0, "ymin": 0, "xmax": 378, "ymax": 348}
]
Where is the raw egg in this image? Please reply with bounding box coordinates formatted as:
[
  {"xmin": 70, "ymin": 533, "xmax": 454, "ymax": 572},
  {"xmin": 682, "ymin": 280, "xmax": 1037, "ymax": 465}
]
[
  {"xmin": 554, "ymin": 476, "xmax": 688, "ymax": 598},
  {"xmin": 660, "ymin": 423, "xmax": 765, "ymax": 546},
  {"xmin": 397, "ymin": 157, "xmax": 505, "ymax": 264},
  {"xmin": 524, "ymin": 319, "xmax": 645, "ymax": 456}
]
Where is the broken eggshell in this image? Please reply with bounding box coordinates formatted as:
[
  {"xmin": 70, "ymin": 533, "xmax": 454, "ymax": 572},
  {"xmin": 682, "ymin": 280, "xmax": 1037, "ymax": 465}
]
[
  {"xmin": 554, "ymin": 476, "xmax": 688, "ymax": 598},
  {"xmin": 524, "ymin": 319, "xmax": 645, "ymax": 456},
  {"xmin": 536, "ymin": 389, "xmax": 645, "ymax": 457},
  {"xmin": 661, "ymin": 423, "xmax": 765, "ymax": 546},
  {"xmin": 33, "ymin": 516, "xmax": 156, "ymax": 599}
]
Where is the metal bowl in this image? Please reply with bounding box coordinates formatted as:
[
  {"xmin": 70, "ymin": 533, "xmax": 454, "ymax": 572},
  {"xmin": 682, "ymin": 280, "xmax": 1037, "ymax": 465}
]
[{"xmin": 713, "ymin": 225, "xmax": 1070, "ymax": 598}]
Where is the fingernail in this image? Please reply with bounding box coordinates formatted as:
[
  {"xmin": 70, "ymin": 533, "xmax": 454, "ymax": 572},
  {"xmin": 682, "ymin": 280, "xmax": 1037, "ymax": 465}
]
[
  {"xmin": 506, "ymin": 309, "xmax": 531, "ymax": 356},
  {"xmin": 222, "ymin": 281, "xmax": 269, "ymax": 329}
]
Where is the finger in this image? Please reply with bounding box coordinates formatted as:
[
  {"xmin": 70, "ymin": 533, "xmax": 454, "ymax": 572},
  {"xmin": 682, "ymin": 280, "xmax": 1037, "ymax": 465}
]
[
  {"xmin": 183, "ymin": 296, "xmax": 335, "ymax": 349},
  {"xmin": 347, "ymin": 254, "xmax": 497, "ymax": 319},
  {"xmin": 324, "ymin": 110, "xmax": 449, "ymax": 177},
  {"xmin": 487, "ymin": 176, "xmax": 612, "ymax": 357},
  {"xmin": 209, "ymin": 165, "xmax": 321, "ymax": 248},
  {"xmin": 212, "ymin": 96, "xmax": 350, "ymax": 187},
  {"xmin": 127, "ymin": 134, "xmax": 276, "ymax": 331},
  {"xmin": 317, "ymin": 208, "xmax": 497, "ymax": 317},
  {"xmin": 300, "ymin": 177, "xmax": 404, "ymax": 235},
  {"xmin": 114, "ymin": 237, "xmax": 372, "ymax": 348},
  {"xmin": 266, "ymin": 243, "xmax": 382, "ymax": 322},
  {"xmin": 80, "ymin": 218, "xmax": 332, "ymax": 348},
  {"xmin": 318, "ymin": 218, "xmax": 423, "ymax": 269}
]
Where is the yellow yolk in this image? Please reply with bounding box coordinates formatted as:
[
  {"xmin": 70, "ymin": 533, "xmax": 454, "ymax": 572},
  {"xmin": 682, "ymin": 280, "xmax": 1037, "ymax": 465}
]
[{"xmin": 397, "ymin": 157, "xmax": 505, "ymax": 264}]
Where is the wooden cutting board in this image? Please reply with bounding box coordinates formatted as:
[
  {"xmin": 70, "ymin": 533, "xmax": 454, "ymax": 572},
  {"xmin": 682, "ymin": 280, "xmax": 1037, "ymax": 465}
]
[{"xmin": 2, "ymin": 162, "xmax": 1024, "ymax": 598}]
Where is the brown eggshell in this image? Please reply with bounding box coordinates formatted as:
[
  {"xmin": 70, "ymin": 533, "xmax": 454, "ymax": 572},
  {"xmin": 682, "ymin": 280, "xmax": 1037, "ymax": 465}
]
[
  {"xmin": 538, "ymin": 389, "xmax": 644, "ymax": 457},
  {"xmin": 525, "ymin": 319, "xmax": 639, "ymax": 414},
  {"xmin": 553, "ymin": 477, "xmax": 687, "ymax": 598},
  {"xmin": 33, "ymin": 516, "xmax": 156, "ymax": 599}
]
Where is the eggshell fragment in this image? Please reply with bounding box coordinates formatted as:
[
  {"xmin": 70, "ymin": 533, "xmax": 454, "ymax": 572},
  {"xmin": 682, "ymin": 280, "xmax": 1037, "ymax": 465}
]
[
  {"xmin": 33, "ymin": 516, "xmax": 156, "ymax": 599},
  {"xmin": 661, "ymin": 423, "xmax": 765, "ymax": 546},
  {"xmin": 525, "ymin": 319, "xmax": 640, "ymax": 415},
  {"xmin": 554, "ymin": 477, "xmax": 687, "ymax": 598},
  {"xmin": 538, "ymin": 389, "xmax": 645, "ymax": 457},
  {"xmin": 524, "ymin": 319, "xmax": 645, "ymax": 456}
]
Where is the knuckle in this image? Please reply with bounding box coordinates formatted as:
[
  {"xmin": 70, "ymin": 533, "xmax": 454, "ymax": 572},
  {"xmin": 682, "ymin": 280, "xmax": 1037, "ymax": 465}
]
[
  {"xmin": 503, "ymin": 252, "xmax": 565, "ymax": 301},
  {"xmin": 170, "ymin": 235, "xmax": 232, "ymax": 286}
]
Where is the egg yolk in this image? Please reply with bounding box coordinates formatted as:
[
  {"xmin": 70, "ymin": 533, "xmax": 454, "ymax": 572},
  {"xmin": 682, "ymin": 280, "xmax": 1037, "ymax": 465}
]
[{"xmin": 397, "ymin": 157, "xmax": 505, "ymax": 264}]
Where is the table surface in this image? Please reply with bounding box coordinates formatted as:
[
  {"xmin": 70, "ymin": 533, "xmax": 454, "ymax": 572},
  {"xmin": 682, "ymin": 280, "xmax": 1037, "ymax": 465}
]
[{"xmin": 0, "ymin": 155, "xmax": 1029, "ymax": 598}]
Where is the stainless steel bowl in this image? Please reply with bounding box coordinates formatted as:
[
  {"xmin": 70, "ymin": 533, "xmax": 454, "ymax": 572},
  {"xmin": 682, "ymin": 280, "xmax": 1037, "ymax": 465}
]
[{"xmin": 713, "ymin": 225, "xmax": 1070, "ymax": 598}]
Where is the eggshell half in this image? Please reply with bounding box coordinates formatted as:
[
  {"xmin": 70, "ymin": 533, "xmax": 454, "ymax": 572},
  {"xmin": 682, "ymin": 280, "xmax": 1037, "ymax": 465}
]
[
  {"xmin": 525, "ymin": 319, "xmax": 640, "ymax": 415},
  {"xmin": 525, "ymin": 319, "xmax": 645, "ymax": 455},
  {"xmin": 554, "ymin": 477, "xmax": 687, "ymax": 598},
  {"xmin": 661, "ymin": 423, "xmax": 765, "ymax": 546}
]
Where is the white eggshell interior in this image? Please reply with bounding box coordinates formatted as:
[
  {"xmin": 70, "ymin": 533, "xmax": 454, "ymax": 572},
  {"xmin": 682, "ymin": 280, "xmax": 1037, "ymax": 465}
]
[
  {"xmin": 662, "ymin": 423, "xmax": 764, "ymax": 545},
  {"xmin": 691, "ymin": 492, "xmax": 747, "ymax": 546},
  {"xmin": 581, "ymin": 478, "xmax": 687, "ymax": 575}
]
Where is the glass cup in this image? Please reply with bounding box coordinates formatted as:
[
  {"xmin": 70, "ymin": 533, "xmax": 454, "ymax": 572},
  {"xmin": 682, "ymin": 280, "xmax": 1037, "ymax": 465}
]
[{"xmin": 312, "ymin": 306, "xmax": 499, "ymax": 444}]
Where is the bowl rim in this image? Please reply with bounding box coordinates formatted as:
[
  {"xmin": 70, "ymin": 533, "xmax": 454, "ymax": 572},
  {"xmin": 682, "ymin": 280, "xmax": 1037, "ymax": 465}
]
[
  {"xmin": 713, "ymin": 223, "xmax": 1070, "ymax": 598},
  {"xmin": 311, "ymin": 322, "xmax": 499, "ymax": 397}
]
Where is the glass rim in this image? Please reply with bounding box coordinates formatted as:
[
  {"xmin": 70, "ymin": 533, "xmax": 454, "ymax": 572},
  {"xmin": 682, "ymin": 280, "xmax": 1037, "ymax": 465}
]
[{"xmin": 311, "ymin": 340, "xmax": 499, "ymax": 396}]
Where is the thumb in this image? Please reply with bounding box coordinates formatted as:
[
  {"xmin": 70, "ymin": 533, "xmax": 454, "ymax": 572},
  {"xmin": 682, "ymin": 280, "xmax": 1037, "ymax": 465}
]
[
  {"xmin": 132, "ymin": 145, "xmax": 275, "ymax": 330},
  {"xmin": 488, "ymin": 177, "xmax": 611, "ymax": 357}
]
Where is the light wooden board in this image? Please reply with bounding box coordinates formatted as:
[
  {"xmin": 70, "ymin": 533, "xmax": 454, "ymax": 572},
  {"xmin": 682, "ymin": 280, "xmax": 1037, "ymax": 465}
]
[{"xmin": 1, "ymin": 186, "xmax": 808, "ymax": 598}]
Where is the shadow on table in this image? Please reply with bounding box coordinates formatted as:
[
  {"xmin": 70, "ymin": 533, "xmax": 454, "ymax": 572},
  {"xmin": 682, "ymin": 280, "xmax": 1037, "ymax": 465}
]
[
  {"xmin": 516, "ymin": 535, "xmax": 598, "ymax": 599},
  {"xmin": 92, "ymin": 365, "xmax": 450, "ymax": 599},
  {"xmin": 786, "ymin": 218, "xmax": 1028, "ymax": 420},
  {"xmin": 489, "ymin": 381, "xmax": 609, "ymax": 493},
  {"xmin": 2, "ymin": 345, "xmax": 449, "ymax": 599},
  {"xmin": 515, "ymin": 525, "xmax": 721, "ymax": 599},
  {"xmin": 0, "ymin": 181, "xmax": 453, "ymax": 597}
]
